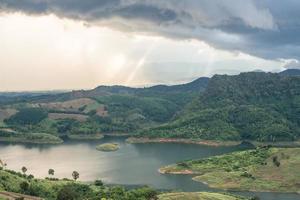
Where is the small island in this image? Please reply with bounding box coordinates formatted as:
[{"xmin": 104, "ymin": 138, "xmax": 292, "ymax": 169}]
[{"xmin": 96, "ymin": 143, "xmax": 119, "ymax": 152}]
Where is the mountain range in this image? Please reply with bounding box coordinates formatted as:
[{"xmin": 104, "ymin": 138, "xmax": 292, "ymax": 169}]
[{"xmin": 0, "ymin": 69, "xmax": 299, "ymax": 142}]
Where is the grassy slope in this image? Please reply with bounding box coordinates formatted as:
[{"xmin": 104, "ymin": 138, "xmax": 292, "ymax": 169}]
[
  {"xmin": 158, "ymin": 192, "xmax": 248, "ymax": 200},
  {"xmin": 0, "ymin": 170, "xmax": 71, "ymax": 199},
  {"xmin": 160, "ymin": 147, "xmax": 300, "ymax": 193}
]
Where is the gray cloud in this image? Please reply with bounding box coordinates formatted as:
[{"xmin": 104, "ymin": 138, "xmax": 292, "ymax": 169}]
[
  {"xmin": 283, "ymin": 60, "xmax": 300, "ymax": 69},
  {"xmin": 0, "ymin": 0, "xmax": 299, "ymax": 60}
]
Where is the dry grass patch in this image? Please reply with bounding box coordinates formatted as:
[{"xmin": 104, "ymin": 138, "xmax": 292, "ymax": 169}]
[
  {"xmin": 38, "ymin": 98, "xmax": 96, "ymax": 112},
  {"xmin": 0, "ymin": 108, "xmax": 17, "ymax": 122}
]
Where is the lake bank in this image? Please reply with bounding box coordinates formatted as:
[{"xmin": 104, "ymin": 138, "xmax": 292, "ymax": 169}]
[
  {"xmin": 126, "ymin": 137, "xmax": 241, "ymax": 147},
  {"xmin": 0, "ymin": 132, "xmax": 63, "ymax": 144},
  {"xmin": 127, "ymin": 137, "xmax": 300, "ymax": 148},
  {"xmin": 68, "ymin": 133, "xmax": 104, "ymax": 140},
  {"xmin": 160, "ymin": 147, "xmax": 300, "ymax": 193},
  {"xmin": 158, "ymin": 192, "xmax": 248, "ymax": 200}
]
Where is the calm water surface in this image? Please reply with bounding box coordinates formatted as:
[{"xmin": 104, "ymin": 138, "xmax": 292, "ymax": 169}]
[{"xmin": 0, "ymin": 136, "xmax": 299, "ymax": 200}]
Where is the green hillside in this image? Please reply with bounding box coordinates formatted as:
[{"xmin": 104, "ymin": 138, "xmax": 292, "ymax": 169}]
[
  {"xmin": 1, "ymin": 71, "xmax": 299, "ymax": 143},
  {"xmin": 138, "ymin": 72, "xmax": 300, "ymax": 142},
  {"xmin": 160, "ymin": 147, "xmax": 300, "ymax": 193},
  {"xmin": 0, "ymin": 78, "xmax": 206, "ymax": 141}
]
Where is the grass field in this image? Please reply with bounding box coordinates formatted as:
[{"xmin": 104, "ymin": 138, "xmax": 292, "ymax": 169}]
[
  {"xmin": 48, "ymin": 113, "xmax": 88, "ymax": 122},
  {"xmin": 160, "ymin": 147, "xmax": 300, "ymax": 193}
]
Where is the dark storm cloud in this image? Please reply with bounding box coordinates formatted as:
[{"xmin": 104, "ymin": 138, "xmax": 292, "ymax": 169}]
[{"xmin": 1, "ymin": 0, "xmax": 300, "ymax": 61}]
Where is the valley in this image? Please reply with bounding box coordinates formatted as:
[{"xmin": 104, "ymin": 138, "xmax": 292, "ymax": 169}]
[{"xmin": 0, "ymin": 70, "xmax": 299, "ymax": 199}]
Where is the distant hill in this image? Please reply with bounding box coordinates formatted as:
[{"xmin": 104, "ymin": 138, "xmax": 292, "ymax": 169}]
[
  {"xmin": 0, "ymin": 76, "xmax": 210, "ymax": 136},
  {"xmin": 145, "ymin": 77, "xmax": 209, "ymax": 93},
  {"xmin": 139, "ymin": 72, "xmax": 300, "ymax": 142},
  {"xmin": 279, "ymin": 69, "xmax": 300, "ymax": 76}
]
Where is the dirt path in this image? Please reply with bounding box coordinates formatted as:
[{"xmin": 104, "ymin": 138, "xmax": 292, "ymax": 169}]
[{"xmin": 0, "ymin": 191, "xmax": 43, "ymax": 200}]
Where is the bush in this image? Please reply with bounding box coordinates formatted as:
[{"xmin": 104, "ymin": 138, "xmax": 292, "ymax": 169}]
[{"xmin": 94, "ymin": 179, "xmax": 104, "ymax": 186}]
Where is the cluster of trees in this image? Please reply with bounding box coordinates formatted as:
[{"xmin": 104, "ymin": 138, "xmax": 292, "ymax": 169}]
[
  {"xmin": 139, "ymin": 72, "xmax": 300, "ymax": 142},
  {"xmin": 4, "ymin": 108, "xmax": 48, "ymax": 126},
  {"xmin": 0, "ymin": 166, "xmax": 159, "ymax": 200},
  {"xmin": 95, "ymin": 95, "xmax": 180, "ymax": 122}
]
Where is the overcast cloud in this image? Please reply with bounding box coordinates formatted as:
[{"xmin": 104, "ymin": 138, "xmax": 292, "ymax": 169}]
[
  {"xmin": 1, "ymin": 0, "xmax": 299, "ymax": 60},
  {"xmin": 0, "ymin": 1, "xmax": 299, "ymax": 91}
]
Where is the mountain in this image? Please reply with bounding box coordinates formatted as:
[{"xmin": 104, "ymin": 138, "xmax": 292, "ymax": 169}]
[
  {"xmin": 139, "ymin": 72, "xmax": 300, "ymax": 142},
  {"xmin": 279, "ymin": 69, "xmax": 300, "ymax": 76},
  {"xmin": 0, "ymin": 77, "xmax": 210, "ymax": 137}
]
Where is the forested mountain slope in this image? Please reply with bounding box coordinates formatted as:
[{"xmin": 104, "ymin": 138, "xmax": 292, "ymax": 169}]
[
  {"xmin": 139, "ymin": 72, "xmax": 300, "ymax": 142},
  {"xmin": 1, "ymin": 70, "xmax": 299, "ymax": 142}
]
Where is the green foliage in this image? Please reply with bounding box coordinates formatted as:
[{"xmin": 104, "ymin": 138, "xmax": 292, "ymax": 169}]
[
  {"xmin": 5, "ymin": 108, "xmax": 48, "ymax": 125},
  {"xmin": 57, "ymin": 184, "xmax": 93, "ymax": 200},
  {"xmin": 96, "ymin": 95, "xmax": 179, "ymax": 122},
  {"xmin": 161, "ymin": 147, "xmax": 300, "ymax": 193},
  {"xmin": 0, "ymin": 168, "xmax": 160, "ymax": 200},
  {"xmin": 2, "ymin": 72, "xmax": 299, "ymax": 142},
  {"xmin": 141, "ymin": 73, "xmax": 300, "ymax": 142},
  {"xmin": 0, "ymin": 130, "xmax": 63, "ymax": 144}
]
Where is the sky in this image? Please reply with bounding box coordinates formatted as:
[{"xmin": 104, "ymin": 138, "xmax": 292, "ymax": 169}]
[{"xmin": 0, "ymin": 0, "xmax": 300, "ymax": 91}]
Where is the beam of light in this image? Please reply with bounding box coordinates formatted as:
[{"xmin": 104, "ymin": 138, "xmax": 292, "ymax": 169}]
[
  {"xmin": 197, "ymin": 43, "xmax": 216, "ymax": 77},
  {"xmin": 125, "ymin": 38, "xmax": 159, "ymax": 85}
]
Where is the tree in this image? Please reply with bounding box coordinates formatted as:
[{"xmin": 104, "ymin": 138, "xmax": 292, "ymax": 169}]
[
  {"xmin": 20, "ymin": 181, "xmax": 29, "ymax": 193},
  {"xmin": 21, "ymin": 166, "xmax": 27, "ymax": 174},
  {"xmin": 72, "ymin": 171, "xmax": 79, "ymax": 181},
  {"xmin": 28, "ymin": 174, "xmax": 34, "ymax": 179},
  {"xmin": 94, "ymin": 180, "xmax": 103, "ymax": 186},
  {"xmin": 48, "ymin": 168, "xmax": 55, "ymax": 176},
  {"xmin": 57, "ymin": 185, "xmax": 78, "ymax": 200}
]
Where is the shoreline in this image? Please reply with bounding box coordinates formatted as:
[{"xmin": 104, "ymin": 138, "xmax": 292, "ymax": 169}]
[
  {"xmin": 158, "ymin": 147, "xmax": 300, "ymax": 194},
  {"xmin": 0, "ymin": 137, "xmax": 63, "ymax": 144},
  {"xmin": 191, "ymin": 177, "xmax": 300, "ymax": 194},
  {"xmin": 127, "ymin": 137, "xmax": 300, "ymax": 148},
  {"xmin": 126, "ymin": 137, "xmax": 241, "ymax": 147},
  {"xmin": 68, "ymin": 134, "xmax": 104, "ymax": 140},
  {"xmin": 159, "ymin": 166, "xmax": 300, "ymax": 194}
]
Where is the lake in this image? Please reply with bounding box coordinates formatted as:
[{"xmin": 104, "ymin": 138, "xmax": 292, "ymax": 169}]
[{"xmin": 0, "ymin": 136, "xmax": 299, "ymax": 200}]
